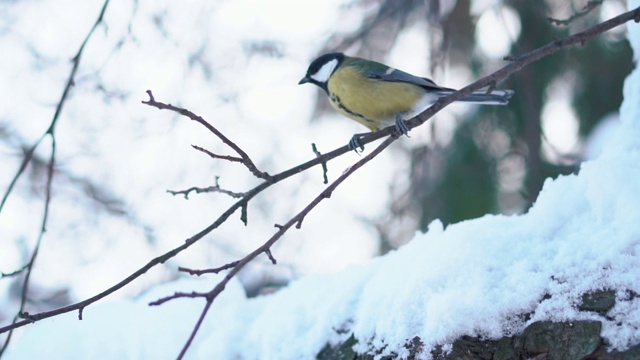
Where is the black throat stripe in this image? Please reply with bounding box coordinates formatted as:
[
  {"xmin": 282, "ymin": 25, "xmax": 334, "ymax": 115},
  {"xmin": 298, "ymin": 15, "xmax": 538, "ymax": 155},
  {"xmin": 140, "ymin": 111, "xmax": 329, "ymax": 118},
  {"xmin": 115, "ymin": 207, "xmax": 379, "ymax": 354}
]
[{"xmin": 330, "ymin": 94, "xmax": 375, "ymax": 123}]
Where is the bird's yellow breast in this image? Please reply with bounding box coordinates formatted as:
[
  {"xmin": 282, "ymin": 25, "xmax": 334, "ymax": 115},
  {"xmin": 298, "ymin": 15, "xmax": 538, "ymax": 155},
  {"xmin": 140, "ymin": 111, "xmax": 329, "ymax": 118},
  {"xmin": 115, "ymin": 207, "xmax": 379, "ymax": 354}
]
[{"xmin": 327, "ymin": 66, "xmax": 426, "ymax": 131}]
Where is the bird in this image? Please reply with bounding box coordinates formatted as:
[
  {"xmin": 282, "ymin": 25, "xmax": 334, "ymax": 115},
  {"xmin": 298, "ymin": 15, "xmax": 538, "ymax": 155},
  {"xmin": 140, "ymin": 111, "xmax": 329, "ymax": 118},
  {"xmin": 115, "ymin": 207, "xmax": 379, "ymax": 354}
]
[{"xmin": 298, "ymin": 52, "xmax": 514, "ymax": 151}]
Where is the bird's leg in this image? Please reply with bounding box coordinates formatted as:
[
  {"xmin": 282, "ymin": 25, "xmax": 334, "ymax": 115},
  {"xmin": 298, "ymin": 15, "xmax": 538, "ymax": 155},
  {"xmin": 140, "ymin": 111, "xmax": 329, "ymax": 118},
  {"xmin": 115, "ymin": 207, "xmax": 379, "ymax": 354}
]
[
  {"xmin": 349, "ymin": 116, "xmax": 410, "ymax": 152},
  {"xmin": 348, "ymin": 132, "xmax": 369, "ymax": 153},
  {"xmin": 394, "ymin": 115, "xmax": 410, "ymax": 137}
]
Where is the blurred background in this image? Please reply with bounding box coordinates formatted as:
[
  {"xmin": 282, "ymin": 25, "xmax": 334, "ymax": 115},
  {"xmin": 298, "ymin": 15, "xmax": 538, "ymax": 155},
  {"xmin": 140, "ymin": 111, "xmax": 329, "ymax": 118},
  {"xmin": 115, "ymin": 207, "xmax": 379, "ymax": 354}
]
[
  {"xmin": 320, "ymin": 0, "xmax": 631, "ymax": 249},
  {"xmin": 0, "ymin": 0, "xmax": 632, "ymax": 338}
]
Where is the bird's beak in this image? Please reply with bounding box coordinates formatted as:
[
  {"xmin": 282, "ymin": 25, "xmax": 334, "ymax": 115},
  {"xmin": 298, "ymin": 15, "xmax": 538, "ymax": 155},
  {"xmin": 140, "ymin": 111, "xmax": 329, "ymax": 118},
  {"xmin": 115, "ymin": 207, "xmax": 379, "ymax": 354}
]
[{"xmin": 298, "ymin": 76, "xmax": 310, "ymax": 85}]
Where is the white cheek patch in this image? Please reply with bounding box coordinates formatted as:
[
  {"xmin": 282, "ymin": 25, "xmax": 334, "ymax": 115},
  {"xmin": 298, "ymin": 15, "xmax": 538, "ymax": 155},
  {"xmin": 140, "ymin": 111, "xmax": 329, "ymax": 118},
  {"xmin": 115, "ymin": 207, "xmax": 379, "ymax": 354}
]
[{"xmin": 310, "ymin": 59, "xmax": 338, "ymax": 82}]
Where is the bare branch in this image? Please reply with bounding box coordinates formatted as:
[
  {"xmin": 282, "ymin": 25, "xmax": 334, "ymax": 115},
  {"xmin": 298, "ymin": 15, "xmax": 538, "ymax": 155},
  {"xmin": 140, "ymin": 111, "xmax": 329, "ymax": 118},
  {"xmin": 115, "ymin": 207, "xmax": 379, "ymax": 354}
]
[
  {"xmin": 179, "ymin": 246, "xmax": 276, "ymax": 276},
  {"xmin": 1, "ymin": 264, "xmax": 29, "ymax": 278},
  {"xmin": 174, "ymin": 133, "xmax": 400, "ymax": 360},
  {"xmin": 179, "ymin": 261, "xmax": 241, "ymax": 276},
  {"xmin": 191, "ymin": 145, "xmax": 243, "ymax": 163},
  {"xmin": 401, "ymin": 5, "xmax": 640, "ymax": 136},
  {"xmin": 167, "ymin": 176, "xmax": 245, "ymax": 199},
  {"xmin": 167, "ymin": 185, "xmax": 244, "ymax": 199},
  {"xmin": 142, "ymin": 91, "xmax": 273, "ymax": 181},
  {"xmin": 0, "ymin": 0, "xmax": 112, "ymax": 355},
  {"xmin": 148, "ymin": 291, "xmax": 208, "ymax": 306}
]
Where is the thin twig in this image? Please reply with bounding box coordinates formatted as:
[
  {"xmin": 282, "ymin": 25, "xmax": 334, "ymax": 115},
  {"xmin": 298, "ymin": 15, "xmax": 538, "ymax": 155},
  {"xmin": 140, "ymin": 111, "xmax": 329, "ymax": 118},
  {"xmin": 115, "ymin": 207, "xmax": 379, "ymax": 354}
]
[
  {"xmin": 191, "ymin": 145, "xmax": 243, "ymax": 163},
  {"xmin": 174, "ymin": 134, "xmax": 400, "ymax": 360},
  {"xmin": 0, "ymin": 4, "xmax": 110, "ymax": 213},
  {"xmin": 0, "ymin": 106, "xmax": 355, "ymax": 335},
  {"xmin": 167, "ymin": 185, "xmax": 244, "ymax": 199},
  {"xmin": 148, "ymin": 291, "xmax": 208, "ymax": 306},
  {"xmin": 264, "ymin": 248, "xmax": 277, "ymax": 265},
  {"xmin": 142, "ymin": 91, "xmax": 272, "ymax": 181},
  {"xmin": 179, "ymin": 261, "xmax": 241, "ymax": 276},
  {"xmin": 0, "ymin": 264, "xmax": 30, "ymax": 278},
  {"xmin": 0, "ymin": 0, "xmax": 112, "ymax": 356},
  {"xmin": 312, "ymin": 143, "xmax": 329, "ymax": 184}
]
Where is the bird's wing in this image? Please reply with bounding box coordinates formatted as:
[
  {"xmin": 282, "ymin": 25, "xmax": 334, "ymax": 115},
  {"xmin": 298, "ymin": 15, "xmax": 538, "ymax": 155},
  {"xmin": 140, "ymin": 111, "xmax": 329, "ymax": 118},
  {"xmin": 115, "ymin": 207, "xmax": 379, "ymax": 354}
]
[{"xmin": 349, "ymin": 58, "xmax": 453, "ymax": 91}]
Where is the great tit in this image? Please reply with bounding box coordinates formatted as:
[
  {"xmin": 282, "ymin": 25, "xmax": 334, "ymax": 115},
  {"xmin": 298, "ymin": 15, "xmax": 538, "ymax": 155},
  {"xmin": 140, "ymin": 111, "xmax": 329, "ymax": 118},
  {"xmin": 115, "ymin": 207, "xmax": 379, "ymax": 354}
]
[{"xmin": 299, "ymin": 52, "xmax": 514, "ymax": 150}]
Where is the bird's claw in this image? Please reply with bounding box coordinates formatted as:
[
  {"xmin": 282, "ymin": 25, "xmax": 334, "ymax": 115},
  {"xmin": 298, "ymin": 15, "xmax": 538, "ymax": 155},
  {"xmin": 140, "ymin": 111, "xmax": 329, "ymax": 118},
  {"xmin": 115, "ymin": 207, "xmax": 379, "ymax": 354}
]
[
  {"xmin": 349, "ymin": 118, "xmax": 409, "ymax": 152},
  {"xmin": 395, "ymin": 117, "xmax": 410, "ymax": 137},
  {"xmin": 348, "ymin": 134, "xmax": 365, "ymax": 153}
]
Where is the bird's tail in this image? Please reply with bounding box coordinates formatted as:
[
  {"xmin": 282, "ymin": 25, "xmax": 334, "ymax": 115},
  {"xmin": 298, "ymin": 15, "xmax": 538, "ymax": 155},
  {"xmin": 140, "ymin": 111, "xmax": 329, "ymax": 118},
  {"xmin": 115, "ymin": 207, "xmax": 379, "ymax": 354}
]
[{"xmin": 436, "ymin": 88, "xmax": 514, "ymax": 105}]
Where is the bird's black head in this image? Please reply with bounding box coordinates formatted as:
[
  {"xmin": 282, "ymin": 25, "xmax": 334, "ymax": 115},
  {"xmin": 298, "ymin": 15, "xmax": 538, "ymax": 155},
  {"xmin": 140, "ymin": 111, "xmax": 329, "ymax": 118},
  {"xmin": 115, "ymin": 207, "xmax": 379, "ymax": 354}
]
[{"xmin": 298, "ymin": 52, "xmax": 345, "ymax": 95}]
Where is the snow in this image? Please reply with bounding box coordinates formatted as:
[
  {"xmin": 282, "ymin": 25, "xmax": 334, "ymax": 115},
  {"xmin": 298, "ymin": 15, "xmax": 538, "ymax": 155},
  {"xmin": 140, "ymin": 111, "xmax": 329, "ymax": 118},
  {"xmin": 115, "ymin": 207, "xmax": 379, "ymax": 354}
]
[
  {"xmin": 4, "ymin": 1, "xmax": 640, "ymax": 360},
  {"xmin": 5, "ymin": 278, "xmax": 246, "ymax": 360}
]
